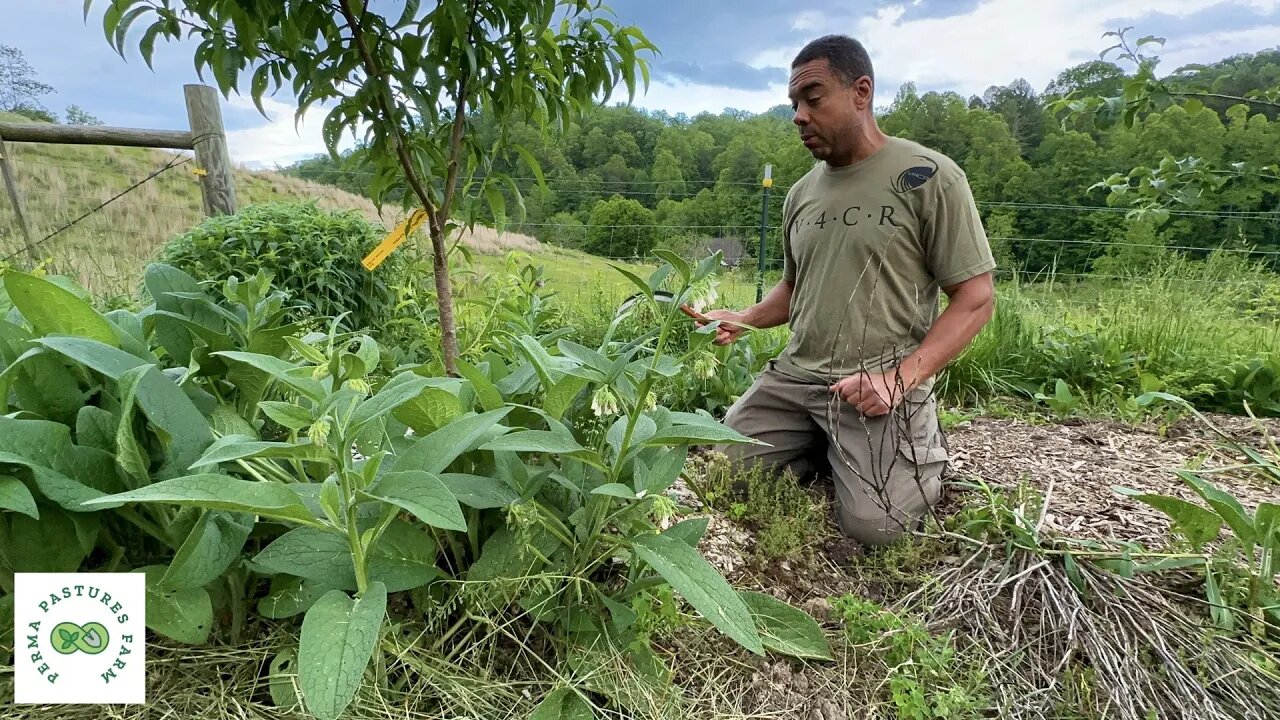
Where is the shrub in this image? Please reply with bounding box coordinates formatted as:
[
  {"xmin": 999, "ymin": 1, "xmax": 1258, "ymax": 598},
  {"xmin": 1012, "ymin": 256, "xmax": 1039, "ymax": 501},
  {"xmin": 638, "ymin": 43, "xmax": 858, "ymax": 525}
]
[
  {"xmin": 159, "ymin": 201, "xmax": 410, "ymax": 331},
  {"xmin": 586, "ymin": 194, "xmax": 656, "ymax": 258}
]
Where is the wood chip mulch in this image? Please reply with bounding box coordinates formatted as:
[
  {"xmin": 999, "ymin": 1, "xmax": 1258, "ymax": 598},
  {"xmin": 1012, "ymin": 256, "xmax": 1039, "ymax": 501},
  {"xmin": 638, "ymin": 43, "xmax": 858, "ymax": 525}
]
[{"xmin": 942, "ymin": 412, "xmax": 1280, "ymax": 546}]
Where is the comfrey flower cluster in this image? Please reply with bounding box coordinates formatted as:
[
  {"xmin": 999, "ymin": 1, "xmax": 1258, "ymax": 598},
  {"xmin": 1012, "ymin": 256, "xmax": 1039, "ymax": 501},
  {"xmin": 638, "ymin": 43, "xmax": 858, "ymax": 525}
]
[
  {"xmin": 590, "ymin": 386, "xmax": 655, "ymax": 417},
  {"xmin": 684, "ymin": 277, "xmax": 719, "ymax": 314}
]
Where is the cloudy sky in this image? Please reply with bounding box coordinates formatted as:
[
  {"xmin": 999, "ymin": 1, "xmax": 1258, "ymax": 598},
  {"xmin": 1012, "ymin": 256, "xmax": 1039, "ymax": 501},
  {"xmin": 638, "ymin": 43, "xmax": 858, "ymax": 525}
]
[{"xmin": 4, "ymin": 0, "xmax": 1278, "ymax": 169}]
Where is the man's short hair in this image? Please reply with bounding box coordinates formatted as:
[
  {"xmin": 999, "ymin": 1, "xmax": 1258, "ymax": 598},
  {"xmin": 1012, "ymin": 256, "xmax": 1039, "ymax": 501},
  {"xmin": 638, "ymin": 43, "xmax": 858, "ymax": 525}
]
[{"xmin": 792, "ymin": 35, "xmax": 874, "ymax": 86}]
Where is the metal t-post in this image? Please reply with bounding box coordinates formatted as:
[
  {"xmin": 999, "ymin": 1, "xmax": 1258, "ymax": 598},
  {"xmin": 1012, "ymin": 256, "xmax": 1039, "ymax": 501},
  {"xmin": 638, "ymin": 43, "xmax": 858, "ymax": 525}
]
[{"xmin": 756, "ymin": 164, "xmax": 772, "ymax": 303}]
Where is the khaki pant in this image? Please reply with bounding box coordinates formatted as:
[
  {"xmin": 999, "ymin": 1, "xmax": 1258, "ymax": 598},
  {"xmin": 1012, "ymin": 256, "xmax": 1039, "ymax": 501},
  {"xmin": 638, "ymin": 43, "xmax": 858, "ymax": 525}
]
[{"xmin": 714, "ymin": 362, "xmax": 949, "ymax": 546}]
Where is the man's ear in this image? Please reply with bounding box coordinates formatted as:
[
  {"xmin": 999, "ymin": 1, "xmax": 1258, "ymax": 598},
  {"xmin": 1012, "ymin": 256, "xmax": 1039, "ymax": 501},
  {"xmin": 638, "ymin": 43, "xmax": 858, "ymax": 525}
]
[{"xmin": 855, "ymin": 76, "xmax": 875, "ymax": 108}]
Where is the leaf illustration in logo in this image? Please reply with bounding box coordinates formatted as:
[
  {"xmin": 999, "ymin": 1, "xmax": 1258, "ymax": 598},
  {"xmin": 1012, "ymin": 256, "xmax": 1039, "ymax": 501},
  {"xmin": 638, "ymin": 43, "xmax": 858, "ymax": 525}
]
[{"xmin": 59, "ymin": 628, "xmax": 80, "ymax": 650}]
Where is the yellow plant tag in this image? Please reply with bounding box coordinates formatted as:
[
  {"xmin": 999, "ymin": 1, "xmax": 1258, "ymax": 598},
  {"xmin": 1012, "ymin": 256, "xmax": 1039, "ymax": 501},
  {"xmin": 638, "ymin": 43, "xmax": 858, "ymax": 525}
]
[{"xmin": 361, "ymin": 209, "xmax": 428, "ymax": 271}]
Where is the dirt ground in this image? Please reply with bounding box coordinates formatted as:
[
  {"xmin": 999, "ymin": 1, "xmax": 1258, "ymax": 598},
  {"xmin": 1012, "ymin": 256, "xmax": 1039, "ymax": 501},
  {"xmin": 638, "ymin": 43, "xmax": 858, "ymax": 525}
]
[
  {"xmin": 683, "ymin": 410, "xmax": 1280, "ymax": 604},
  {"xmin": 943, "ymin": 412, "xmax": 1280, "ymax": 545}
]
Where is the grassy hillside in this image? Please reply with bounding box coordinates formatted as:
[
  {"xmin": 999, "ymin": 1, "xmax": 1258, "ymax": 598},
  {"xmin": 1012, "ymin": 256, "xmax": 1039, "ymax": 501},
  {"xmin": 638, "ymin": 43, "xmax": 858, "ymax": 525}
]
[{"xmin": 0, "ymin": 111, "xmax": 545, "ymax": 297}]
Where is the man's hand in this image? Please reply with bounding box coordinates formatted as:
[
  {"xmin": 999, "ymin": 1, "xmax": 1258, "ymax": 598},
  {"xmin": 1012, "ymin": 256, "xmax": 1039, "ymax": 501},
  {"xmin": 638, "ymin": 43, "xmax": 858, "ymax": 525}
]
[
  {"xmin": 831, "ymin": 370, "xmax": 909, "ymax": 417},
  {"xmin": 698, "ymin": 309, "xmax": 748, "ymax": 346}
]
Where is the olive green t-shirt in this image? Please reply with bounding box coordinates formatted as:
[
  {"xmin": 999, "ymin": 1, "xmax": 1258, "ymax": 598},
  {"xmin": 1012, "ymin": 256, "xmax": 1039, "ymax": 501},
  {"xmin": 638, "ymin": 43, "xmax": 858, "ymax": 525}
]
[{"xmin": 774, "ymin": 136, "xmax": 995, "ymax": 385}]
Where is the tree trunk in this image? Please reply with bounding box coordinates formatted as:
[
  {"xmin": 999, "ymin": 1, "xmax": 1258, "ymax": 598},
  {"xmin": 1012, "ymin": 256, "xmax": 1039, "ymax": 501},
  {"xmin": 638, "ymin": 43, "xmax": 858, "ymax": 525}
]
[
  {"xmin": 429, "ymin": 222, "xmax": 460, "ymax": 376},
  {"xmin": 340, "ymin": 0, "xmax": 460, "ymax": 375}
]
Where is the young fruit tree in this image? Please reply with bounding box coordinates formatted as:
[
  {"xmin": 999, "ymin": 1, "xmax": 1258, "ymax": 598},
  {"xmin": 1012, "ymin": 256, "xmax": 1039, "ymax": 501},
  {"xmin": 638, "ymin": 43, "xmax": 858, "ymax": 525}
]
[
  {"xmin": 1052, "ymin": 27, "xmax": 1280, "ymax": 222},
  {"xmin": 92, "ymin": 0, "xmax": 656, "ymax": 375}
]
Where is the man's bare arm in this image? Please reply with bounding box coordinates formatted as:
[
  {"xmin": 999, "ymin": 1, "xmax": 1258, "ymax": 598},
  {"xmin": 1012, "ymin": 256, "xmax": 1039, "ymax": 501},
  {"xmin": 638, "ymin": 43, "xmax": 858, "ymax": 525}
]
[
  {"xmin": 833, "ymin": 272, "xmax": 994, "ymax": 416},
  {"xmin": 898, "ymin": 271, "xmax": 995, "ymax": 390},
  {"xmin": 701, "ymin": 279, "xmax": 794, "ymax": 345}
]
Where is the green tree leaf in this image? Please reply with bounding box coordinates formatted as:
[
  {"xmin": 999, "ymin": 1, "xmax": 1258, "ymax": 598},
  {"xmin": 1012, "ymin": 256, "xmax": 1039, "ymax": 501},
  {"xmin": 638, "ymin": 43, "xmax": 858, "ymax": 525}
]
[
  {"xmin": 630, "ymin": 533, "xmax": 763, "ymax": 655},
  {"xmin": 738, "ymin": 590, "xmax": 833, "ymax": 660},
  {"xmin": 298, "ymin": 582, "xmax": 387, "ymax": 720}
]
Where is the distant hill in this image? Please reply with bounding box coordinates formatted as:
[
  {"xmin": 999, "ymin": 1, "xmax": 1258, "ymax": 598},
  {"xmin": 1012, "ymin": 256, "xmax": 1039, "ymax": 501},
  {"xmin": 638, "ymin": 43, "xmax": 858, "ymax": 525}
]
[{"xmin": 0, "ymin": 111, "xmax": 541, "ymax": 297}]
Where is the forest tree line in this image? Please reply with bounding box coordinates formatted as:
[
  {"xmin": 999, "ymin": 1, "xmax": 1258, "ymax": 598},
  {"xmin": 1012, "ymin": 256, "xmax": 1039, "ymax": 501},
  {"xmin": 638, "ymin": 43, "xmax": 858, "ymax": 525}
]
[{"xmin": 283, "ymin": 50, "xmax": 1280, "ymax": 276}]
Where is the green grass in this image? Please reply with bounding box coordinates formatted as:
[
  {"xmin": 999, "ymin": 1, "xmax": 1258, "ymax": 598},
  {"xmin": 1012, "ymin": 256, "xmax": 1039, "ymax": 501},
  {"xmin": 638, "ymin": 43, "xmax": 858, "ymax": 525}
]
[
  {"xmin": 0, "ymin": 113, "xmax": 398, "ymax": 296},
  {"xmin": 943, "ymin": 253, "xmax": 1280, "ymax": 416},
  {"xmin": 481, "ymin": 244, "xmax": 1280, "ymax": 418}
]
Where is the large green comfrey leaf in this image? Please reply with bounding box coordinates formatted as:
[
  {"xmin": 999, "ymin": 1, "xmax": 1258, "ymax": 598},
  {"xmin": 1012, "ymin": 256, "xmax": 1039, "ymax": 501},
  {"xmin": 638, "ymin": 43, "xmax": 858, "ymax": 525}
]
[
  {"xmin": 630, "ymin": 533, "xmax": 763, "ymax": 655},
  {"xmin": 1114, "ymin": 486, "xmax": 1223, "ymax": 548},
  {"xmin": 299, "ymin": 582, "xmax": 387, "ymax": 720},
  {"xmin": 1178, "ymin": 471, "xmax": 1257, "ymax": 547},
  {"xmin": 0, "ymin": 476, "xmax": 38, "ymax": 519},
  {"xmin": 2, "ymin": 504, "xmax": 95, "ymax": 571},
  {"xmin": 739, "ymin": 590, "xmax": 833, "ymax": 661},
  {"xmin": 36, "ymin": 337, "xmax": 214, "ymax": 479},
  {"xmin": 529, "ymin": 688, "xmax": 596, "ymax": 720},
  {"xmin": 3, "ymin": 271, "xmax": 118, "ymax": 346},
  {"xmin": 390, "ymin": 408, "xmax": 513, "ymax": 475},
  {"xmin": 144, "ymin": 263, "xmax": 227, "ymax": 367},
  {"xmin": 191, "ymin": 435, "xmax": 328, "ymax": 469},
  {"xmin": 253, "ymin": 527, "xmax": 356, "ymax": 586},
  {"xmin": 161, "ymin": 510, "xmax": 255, "ymax": 590},
  {"xmin": 351, "ymin": 373, "xmax": 438, "ymax": 431},
  {"xmin": 84, "ymin": 474, "xmax": 316, "ymax": 525},
  {"xmin": 138, "ymin": 565, "xmax": 214, "ymax": 645},
  {"xmin": 213, "ymin": 350, "xmax": 326, "ymax": 402},
  {"xmin": 0, "ymin": 416, "xmax": 123, "ymax": 511},
  {"xmin": 364, "ymin": 470, "xmax": 466, "ymax": 532}
]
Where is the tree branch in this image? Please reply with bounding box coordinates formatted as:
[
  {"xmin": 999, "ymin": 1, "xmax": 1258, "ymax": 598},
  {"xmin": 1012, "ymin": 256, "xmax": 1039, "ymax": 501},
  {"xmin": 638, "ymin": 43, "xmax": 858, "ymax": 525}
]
[
  {"xmin": 339, "ymin": 0, "xmax": 461, "ymax": 376},
  {"xmin": 1178, "ymin": 91, "xmax": 1280, "ymax": 110},
  {"xmin": 436, "ymin": 0, "xmax": 481, "ymax": 228},
  {"xmin": 338, "ymin": 0, "xmax": 439, "ymax": 227}
]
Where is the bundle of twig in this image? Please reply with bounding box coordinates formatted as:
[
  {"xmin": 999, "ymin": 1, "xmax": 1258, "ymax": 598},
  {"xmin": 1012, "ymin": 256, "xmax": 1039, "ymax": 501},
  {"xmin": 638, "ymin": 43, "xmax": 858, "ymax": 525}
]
[{"xmin": 903, "ymin": 544, "xmax": 1280, "ymax": 720}]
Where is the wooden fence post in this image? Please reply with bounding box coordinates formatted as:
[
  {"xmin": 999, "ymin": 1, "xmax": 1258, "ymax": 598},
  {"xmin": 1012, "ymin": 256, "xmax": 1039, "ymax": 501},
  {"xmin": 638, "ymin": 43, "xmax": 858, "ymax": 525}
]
[
  {"xmin": 184, "ymin": 84, "xmax": 238, "ymax": 217},
  {"xmin": 0, "ymin": 128, "xmax": 39, "ymax": 267}
]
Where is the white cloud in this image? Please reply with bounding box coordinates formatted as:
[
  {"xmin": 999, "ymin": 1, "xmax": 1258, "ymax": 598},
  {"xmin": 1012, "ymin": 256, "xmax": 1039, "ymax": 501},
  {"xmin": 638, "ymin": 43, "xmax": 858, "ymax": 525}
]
[
  {"xmin": 1159, "ymin": 24, "xmax": 1280, "ymax": 68},
  {"xmin": 631, "ymin": 78, "xmax": 790, "ymax": 116},
  {"xmin": 223, "ymin": 95, "xmax": 358, "ymax": 170},
  {"xmin": 753, "ymin": 0, "xmax": 1280, "ymax": 102}
]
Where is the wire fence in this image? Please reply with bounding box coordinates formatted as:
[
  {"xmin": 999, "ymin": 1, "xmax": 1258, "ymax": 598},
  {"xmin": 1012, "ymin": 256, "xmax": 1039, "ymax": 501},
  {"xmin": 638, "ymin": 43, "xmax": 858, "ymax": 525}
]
[{"xmin": 3, "ymin": 145, "xmax": 1279, "ymax": 310}]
